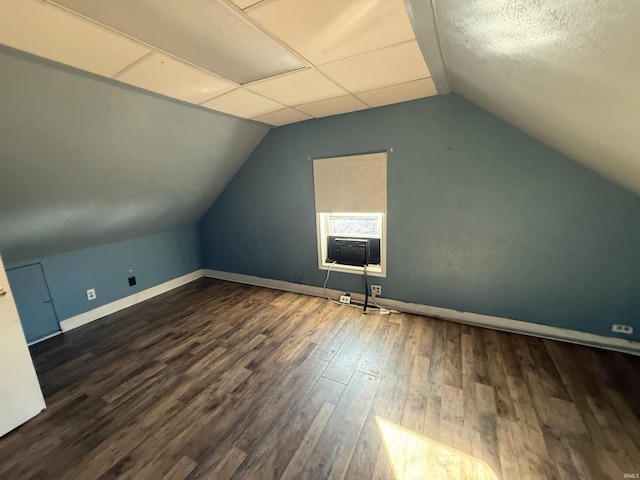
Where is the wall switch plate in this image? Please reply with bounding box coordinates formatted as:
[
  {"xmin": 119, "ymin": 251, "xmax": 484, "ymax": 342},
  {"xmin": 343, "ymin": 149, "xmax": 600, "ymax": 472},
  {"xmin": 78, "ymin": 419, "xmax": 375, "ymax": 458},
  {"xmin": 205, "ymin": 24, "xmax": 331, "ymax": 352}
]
[
  {"xmin": 371, "ymin": 284, "xmax": 382, "ymax": 296},
  {"xmin": 339, "ymin": 294, "xmax": 351, "ymax": 304},
  {"xmin": 611, "ymin": 324, "xmax": 633, "ymax": 334},
  {"xmin": 86, "ymin": 288, "xmax": 96, "ymax": 301}
]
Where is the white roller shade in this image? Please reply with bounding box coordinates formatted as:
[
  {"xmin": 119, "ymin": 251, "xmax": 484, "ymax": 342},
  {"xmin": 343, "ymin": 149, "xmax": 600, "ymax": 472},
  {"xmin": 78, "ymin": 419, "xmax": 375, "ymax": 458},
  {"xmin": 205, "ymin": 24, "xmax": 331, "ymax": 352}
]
[{"xmin": 313, "ymin": 152, "xmax": 387, "ymax": 213}]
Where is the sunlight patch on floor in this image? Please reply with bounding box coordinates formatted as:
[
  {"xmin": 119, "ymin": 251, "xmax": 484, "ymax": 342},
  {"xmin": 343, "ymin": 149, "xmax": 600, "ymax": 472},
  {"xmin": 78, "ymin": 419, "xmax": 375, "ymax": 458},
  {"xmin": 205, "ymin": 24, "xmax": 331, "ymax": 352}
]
[{"xmin": 376, "ymin": 416, "xmax": 500, "ymax": 480}]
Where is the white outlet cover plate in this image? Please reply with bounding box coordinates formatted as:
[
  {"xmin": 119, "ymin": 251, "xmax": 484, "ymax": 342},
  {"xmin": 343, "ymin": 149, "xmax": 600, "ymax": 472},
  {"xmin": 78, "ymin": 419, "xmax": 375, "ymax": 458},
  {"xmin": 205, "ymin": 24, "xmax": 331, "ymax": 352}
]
[
  {"xmin": 611, "ymin": 324, "xmax": 633, "ymax": 334},
  {"xmin": 86, "ymin": 288, "xmax": 96, "ymax": 300}
]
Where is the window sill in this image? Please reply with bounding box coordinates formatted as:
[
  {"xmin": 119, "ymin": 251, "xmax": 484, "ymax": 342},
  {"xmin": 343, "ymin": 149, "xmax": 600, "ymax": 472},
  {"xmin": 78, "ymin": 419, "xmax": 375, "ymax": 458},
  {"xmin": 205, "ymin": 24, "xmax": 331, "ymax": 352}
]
[{"xmin": 319, "ymin": 262, "xmax": 385, "ymax": 278}]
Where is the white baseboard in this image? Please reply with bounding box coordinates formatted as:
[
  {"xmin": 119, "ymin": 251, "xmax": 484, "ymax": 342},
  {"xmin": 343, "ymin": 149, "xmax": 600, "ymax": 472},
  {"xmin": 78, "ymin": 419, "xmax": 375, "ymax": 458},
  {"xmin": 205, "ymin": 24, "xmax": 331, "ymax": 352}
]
[
  {"xmin": 203, "ymin": 269, "xmax": 640, "ymax": 356},
  {"xmin": 28, "ymin": 330, "xmax": 62, "ymax": 346},
  {"xmin": 59, "ymin": 269, "xmax": 206, "ymax": 332},
  {"xmin": 55, "ymin": 267, "xmax": 640, "ymax": 356}
]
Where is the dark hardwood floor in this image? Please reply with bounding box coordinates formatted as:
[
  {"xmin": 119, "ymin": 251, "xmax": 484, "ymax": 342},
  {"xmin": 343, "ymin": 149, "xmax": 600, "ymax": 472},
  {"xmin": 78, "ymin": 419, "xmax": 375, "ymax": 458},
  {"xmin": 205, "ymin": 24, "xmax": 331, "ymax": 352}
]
[{"xmin": 1, "ymin": 278, "xmax": 639, "ymax": 479}]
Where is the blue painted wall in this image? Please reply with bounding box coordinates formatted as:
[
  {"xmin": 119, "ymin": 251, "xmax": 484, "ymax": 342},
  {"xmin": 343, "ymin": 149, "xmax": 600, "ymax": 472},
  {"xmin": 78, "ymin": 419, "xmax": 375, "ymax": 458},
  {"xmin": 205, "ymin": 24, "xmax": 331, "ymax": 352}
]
[
  {"xmin": 6, "ymin": 226, "xmax": 202, "ymax": 321},
  {"xmin": 199, "ymin": 94, "xmax": 640, "ymax": 341}
]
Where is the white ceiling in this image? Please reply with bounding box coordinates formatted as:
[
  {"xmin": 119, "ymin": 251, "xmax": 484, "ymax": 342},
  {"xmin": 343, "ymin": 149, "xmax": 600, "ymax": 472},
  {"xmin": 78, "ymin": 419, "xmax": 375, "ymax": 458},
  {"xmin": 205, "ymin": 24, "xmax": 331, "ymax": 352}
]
[
  {"xmin": 407, "ymin": 0, "xmax": 640, "ymax": 195},
  {"xmin": 3, "ymin": 0, "xmax": 637, "ymax": 196},
  {"xmin": 0, "ymin": 0, "xmax": 436, "ymax": 126}
]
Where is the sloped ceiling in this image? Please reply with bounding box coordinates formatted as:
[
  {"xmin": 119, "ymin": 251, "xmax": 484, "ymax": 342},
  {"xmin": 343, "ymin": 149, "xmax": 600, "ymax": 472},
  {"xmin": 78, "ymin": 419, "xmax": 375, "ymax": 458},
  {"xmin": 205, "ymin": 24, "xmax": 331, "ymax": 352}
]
[
  {"xmin": 0, "ymin": 47, "xmax": 268, "ymax": 263},
  {"xmin": 408, "ymin": 0, "xmax": 640, "ymax": 195},
  {"xmin": 3, "ymin": 0, "xmax": 638, "ymax": 264}
]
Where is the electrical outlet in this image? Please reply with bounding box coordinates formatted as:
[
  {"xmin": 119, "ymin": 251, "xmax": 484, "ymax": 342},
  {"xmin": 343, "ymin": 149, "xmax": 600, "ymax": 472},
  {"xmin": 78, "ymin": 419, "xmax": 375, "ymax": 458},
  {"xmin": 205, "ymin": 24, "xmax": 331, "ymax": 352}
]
[
  {"xmin": 128, "ymin": 276, "xmax": 137, "ymax": 286},
  {"xmin": 339, "ymin": 294, "xmax": 351, "ymax": 304},
  {"xmin": 611, "ymin": 324, "xmax": 633, "ymax": 335},
  {"xmin": 371, "ymin": 284, "xmax": 382, "ymax": 296},
  {"xmin": 86, "ymin": 288, "xmax": 96, "ymax": 301}
]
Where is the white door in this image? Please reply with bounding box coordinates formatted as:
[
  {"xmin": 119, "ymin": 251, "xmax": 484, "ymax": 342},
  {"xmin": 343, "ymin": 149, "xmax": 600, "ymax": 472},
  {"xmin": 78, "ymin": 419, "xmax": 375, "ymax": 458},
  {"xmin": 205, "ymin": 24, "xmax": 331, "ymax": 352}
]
[{"xmin": 0, "ymin": 254, "xmax": 46, "ymax": 437}]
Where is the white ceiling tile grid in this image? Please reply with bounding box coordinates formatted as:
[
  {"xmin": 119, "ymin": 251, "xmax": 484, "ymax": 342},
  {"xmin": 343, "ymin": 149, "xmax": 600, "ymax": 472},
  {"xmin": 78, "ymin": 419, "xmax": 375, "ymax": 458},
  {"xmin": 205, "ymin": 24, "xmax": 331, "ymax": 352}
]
[
  {"xmin": 0, "ymin": 0, "xmax": 151, "ymax": 78},
  {"xmin": 297, "ymin": 95, "xmax": 369, "ymax": 118},
  {"xmin": 247, "ymin": 0, "xmax": 417, "ymax": 66},
  {"xmin": 115, "ymin": 52, "xmax": 237, "ymax": 104},
  {"xmin": 0, "ymin": 0, "xmax": 438, "ymax": 125},
  {"xmin": 245, "ymin": 68, "xmax": 347, "ymax": 107},
  {"xmin": 254, "ymin": 107, "xmax": 313, "ymax": 126},
  {"xmin": 319, "ymin": 41, "xmax": 430, "ymax": 94},
  {"xmin": 201, "ymin": 88, "xmax": 284, "ymax": 119}
]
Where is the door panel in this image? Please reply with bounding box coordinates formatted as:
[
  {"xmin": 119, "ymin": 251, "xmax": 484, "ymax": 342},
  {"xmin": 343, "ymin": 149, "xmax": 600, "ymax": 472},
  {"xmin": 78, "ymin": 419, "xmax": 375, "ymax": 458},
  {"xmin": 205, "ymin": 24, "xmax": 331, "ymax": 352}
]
[
  {"xmin": 7, "ymin": 264, "xmax": 60, "ymax": 343},
  {"xmin": 0, "ymin": 255, "xmax": 46, "ymax": 436}
]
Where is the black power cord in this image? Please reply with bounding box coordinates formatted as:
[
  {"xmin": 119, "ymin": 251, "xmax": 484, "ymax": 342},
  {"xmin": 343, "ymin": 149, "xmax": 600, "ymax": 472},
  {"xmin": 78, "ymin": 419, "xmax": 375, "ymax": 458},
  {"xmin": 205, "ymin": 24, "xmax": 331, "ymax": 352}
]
[
  {"xmin": 323, "ymin": 261, "xmax": 400, "ymax": 314},
  {"xmin": 363, "ymin": 263, "xmax": 368, "ymax": 313}
]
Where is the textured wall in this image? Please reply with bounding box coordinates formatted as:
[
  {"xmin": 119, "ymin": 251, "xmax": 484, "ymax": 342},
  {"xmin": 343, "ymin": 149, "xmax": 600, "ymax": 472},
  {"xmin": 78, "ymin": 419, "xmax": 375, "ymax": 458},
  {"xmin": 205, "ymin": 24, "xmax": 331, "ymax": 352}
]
[
  {"xmin": 0, "ymin": 46, "xmax": 268, "ymax": 264},
  {"xmin": 6, "ymin": 226, "xmax": 202, "ymax": 321},
  {"xmin": 200, "ymin": 95, "xmax": 640, "ymax": 340},
  {"xmin": 415, "ymin": 0, "xmax": 640, "ymax": 194}
]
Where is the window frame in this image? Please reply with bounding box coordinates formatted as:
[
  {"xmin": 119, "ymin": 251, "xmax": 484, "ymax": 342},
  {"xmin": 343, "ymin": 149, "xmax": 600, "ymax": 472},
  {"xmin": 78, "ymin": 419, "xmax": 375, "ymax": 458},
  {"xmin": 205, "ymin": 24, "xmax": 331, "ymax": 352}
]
[{"xmin": 316, "ymin": 212, "xmax": 386, "ymax": 277}]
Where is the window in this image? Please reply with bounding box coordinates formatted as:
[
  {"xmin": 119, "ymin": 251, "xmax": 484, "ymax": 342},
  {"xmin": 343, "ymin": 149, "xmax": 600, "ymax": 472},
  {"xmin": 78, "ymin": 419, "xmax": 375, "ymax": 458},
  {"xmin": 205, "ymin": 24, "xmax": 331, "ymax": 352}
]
[
  {"xmin": 313, "ymin": 152, "xmax": 388, "ymax": 277},
  {"xmin": 316, "ymin": 212, "xmax": 386, "ymax": 276},
  {"xmin": 329, "ymin": 215, "xmax": 380, "ymax": 237}
]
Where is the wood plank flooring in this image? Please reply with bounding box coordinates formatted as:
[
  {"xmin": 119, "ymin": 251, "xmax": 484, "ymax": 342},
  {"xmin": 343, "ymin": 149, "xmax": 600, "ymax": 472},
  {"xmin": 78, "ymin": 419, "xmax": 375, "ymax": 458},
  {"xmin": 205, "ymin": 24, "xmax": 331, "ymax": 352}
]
[{"xmin": 1, "ymin": 278, "xmax": 639, "ymax": 479}]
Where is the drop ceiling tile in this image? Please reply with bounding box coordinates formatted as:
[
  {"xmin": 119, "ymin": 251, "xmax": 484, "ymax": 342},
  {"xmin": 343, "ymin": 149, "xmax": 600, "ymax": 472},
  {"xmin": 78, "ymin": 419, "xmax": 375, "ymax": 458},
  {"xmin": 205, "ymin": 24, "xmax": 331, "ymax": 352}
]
[
  {"xmin": 0, "ymin": 0, "xmax": 150, "ymax": 78},
  {"xmin": 53, "ymin": 0, "xmax": 305, "ymax": 84},
  {"xmin": 253, "ymin": 108, "xmax": 312, "ymax": 126},
  {"xmin": 230, "ymin": 0, "xmax": 263, "ymax": 9},
  {"xmin": 115, "ymin": 53, "xmax": 236, "ymax": 104},
  {"xmin": 249, "ymin": 0, "xmax": 415, "ymax": 65},
  {"xmin": 296, "ymin": 95, "xmax": 368, "ymax": 118},
  {"xmin": 358, "ymin": 78, "xmax": 437, "ymax": 107},
  {"xmin": 202, "ymin": 88, "xmax": 284, "ymax": 118},
  {"xmin": 245, "ymin": 68, "xmax": 347, "ymax": 106},
  {"xmin": 320, "ymin": 41, "xmax": 430, "ymax": 93}
]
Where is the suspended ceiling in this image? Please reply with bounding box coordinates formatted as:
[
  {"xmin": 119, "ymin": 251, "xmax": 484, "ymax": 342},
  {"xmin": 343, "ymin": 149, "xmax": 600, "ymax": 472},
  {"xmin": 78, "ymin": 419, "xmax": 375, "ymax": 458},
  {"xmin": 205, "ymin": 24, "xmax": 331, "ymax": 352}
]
[{"xmin": 0, "ymin": 0, "xmax": 436, "ymax": 126}]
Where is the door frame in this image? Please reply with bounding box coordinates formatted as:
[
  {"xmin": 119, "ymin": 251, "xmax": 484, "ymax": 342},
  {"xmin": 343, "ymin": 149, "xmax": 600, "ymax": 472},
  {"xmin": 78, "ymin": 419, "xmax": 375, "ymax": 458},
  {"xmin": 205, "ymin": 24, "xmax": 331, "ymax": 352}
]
[{"xmin": 7, "ymin": 262, "xmax": 61, "ymax": 345}]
